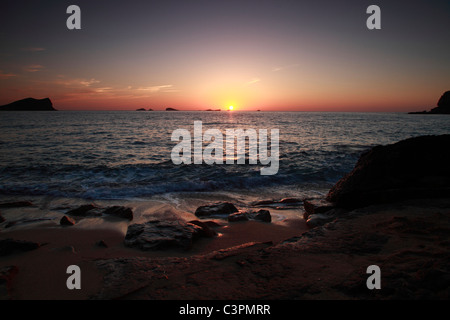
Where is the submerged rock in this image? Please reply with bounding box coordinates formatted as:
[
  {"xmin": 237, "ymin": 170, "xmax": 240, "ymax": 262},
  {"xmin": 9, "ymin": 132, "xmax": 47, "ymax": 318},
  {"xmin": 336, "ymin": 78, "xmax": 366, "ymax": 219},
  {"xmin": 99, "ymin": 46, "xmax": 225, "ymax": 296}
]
[
  {"xmin": 326, "ymin": 135, "xmax": 450, "ymax": 209},
  {"xmin": 124, "ymin": 220, "xmax": 204, "ymax": 251},
  {"xmin": 195, "ymin": 202, "xmax": 239, "ymax": 217}
]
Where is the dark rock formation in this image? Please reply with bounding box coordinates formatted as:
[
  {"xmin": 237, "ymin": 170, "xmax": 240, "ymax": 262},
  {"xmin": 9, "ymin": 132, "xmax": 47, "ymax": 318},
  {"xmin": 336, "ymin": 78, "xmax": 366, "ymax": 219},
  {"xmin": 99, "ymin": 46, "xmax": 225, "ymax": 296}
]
[
  {"xmin": 187, "ymin": 220, "xmax": 217, "ymax": 237},
  {"xmin": 409, "ymin": 91, "xmax": 450, "ymax": 114},
  {"xmin": 60, "ymin": 215, "xmax": 76, "ymax": 226},
  {"xmin": 165, "ymin": 107, "xmax": 178, "ymax": 111},
  {"xmin": 303, "ymin": 199, "xmax": 335, "ymax": 219},
  {"xmin": 228, "ymin": 211, "xmax": 249, "ymax": 222},
  {"xmin": 0, "ymin": 239, "xmax": 40, "ymax": 256},
  {"xmin": 249, "ymin": 209, "xmax": 272, "ymax": 222},
  {"xmin": 66, "ymin": 204, "xmax": 102, "ymax": 217},
  {"xmin": 103, "ymin": 206, "xmax": 133, "ymax": 221},
  {"xmin": 326, "ymin": 135, "xmax": 450, "ymax": 209},
  {"xmin": 195, "ymin": 202, "xmax": 239, "ymax": 217},
  {"xmin": 0, "ymin": 98, "xmax": 56, "ymax": 111},
  {"xmin": 124, "ymin": 220, "xmax": 205, "ymax": 251}
]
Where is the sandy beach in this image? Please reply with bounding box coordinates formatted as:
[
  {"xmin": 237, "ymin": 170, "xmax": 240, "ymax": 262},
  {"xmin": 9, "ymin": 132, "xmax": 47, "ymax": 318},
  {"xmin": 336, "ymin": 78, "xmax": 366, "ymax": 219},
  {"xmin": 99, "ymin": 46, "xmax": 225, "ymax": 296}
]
[
  {"xmin": 2, "ymin": 195, "xmax": 449, "ymax": 300},
  {"xmin": 0, "ymin": 195, "xmax": 307, "ymax": 300}
]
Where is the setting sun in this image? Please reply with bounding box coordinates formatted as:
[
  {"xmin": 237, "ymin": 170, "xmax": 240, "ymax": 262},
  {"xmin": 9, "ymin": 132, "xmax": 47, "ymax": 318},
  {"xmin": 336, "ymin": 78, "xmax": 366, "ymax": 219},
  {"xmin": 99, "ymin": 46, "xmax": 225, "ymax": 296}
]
[{"xmin": 229, "ymin": 106, "xmax": 234, "ymax": 111}]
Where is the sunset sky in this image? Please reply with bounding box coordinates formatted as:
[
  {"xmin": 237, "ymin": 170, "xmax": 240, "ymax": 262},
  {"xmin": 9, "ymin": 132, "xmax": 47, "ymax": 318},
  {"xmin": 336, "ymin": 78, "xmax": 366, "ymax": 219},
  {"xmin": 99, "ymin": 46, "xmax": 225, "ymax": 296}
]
[{"xmin": 0, "ymin": 0, "xmax": 449, "ymax": 111}]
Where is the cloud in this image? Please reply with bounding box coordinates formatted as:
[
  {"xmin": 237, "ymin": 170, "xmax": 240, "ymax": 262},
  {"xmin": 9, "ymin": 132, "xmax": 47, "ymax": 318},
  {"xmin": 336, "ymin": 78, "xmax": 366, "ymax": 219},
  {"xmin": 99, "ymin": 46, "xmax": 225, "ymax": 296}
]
[
  {"xmin": 23, "ymin": 64, "xmax": 45, "ymax": 72},
  {"xmin": 0, "ymin": 70, "xmax": 16, "ymax": 79},
  {"xmin": 53, "ymin": 77, "xmax": 100, "ymax": 87},
  {"xmin": 246, "ymin": 77, "xmax": 261, "ymax": 86},
  {"xmin": 79, "ymin": 79, "xmax": 100, "ymax": 87},
  {"xmin": 135, "ymin": 84, "xmax": 174, "ymax": 93},
  {"xmin": 272, "ymin": 63, "xmax": 299, "ymax": 72}
]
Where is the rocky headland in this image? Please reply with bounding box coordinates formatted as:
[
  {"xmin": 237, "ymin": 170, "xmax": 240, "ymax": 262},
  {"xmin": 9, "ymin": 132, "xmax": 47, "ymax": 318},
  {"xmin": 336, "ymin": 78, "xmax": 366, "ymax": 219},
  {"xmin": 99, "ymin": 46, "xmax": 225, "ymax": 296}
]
[
  {"xmin": 0, "ymin": 98, "xmax": 56, "ymax": 111},
  {"xmin": 409, "ymin": 91, "xmax": 450, "ymax": 114}
]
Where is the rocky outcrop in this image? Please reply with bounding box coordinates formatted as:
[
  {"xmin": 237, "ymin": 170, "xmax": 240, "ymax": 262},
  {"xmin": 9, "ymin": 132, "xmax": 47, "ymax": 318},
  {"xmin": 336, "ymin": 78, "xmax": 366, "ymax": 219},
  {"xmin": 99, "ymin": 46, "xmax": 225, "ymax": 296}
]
[
  {"xmin": 123, "ymin": 220, "xmax": 209, "ymax": 251},
  {"xmin": 0, "ymin": 98, "xmax": 56, "ymax": 111},
  {"xmin": 409, "ymin": 91, "xmax": 450, "ymax": 114},
  {"xmin": 326, "ymin": 135, "xmax": 450, "ymax": 209},
  {"xmin": 194, "ymin": 202, "xmax": 239, "ymax": 217},
  {"xmin": 165, "ymin": 107, "xmax": 178, "ymax": 111}
]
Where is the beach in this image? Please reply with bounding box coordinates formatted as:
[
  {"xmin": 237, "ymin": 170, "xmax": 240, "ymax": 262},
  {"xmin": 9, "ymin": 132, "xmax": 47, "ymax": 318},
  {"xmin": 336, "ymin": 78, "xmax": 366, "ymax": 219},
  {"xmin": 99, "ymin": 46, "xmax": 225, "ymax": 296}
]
[{"xmin": 2, "ymin": 196, "xmax": 449, "ymax": 300}]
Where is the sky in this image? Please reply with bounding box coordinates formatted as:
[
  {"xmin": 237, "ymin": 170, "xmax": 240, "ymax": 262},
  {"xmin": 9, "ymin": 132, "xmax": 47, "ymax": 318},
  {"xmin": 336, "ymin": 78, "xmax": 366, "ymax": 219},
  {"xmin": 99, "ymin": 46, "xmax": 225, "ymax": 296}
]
[{"xmin": 0, "ymin": 0, "xmax": 449, "ymax": 111}]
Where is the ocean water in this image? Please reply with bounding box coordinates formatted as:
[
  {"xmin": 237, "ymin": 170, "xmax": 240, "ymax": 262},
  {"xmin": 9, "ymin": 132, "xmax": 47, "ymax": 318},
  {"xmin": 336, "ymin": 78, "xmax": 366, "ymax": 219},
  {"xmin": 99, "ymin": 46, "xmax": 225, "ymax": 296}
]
[{"xmin": 0, "ymin": 111, "xmax": 449, "ymax": 201}]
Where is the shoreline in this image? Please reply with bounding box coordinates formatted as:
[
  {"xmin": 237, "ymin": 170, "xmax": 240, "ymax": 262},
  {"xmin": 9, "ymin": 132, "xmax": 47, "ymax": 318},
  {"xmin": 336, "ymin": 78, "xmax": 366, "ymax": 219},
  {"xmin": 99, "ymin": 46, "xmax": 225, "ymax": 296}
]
[
  {"xmin": 2, "ymin": 195, "xmax": 450, "ymax": 299},
  {"xmin": 0, "ymin": 193, "xmax": 308, "ymax": 300}
]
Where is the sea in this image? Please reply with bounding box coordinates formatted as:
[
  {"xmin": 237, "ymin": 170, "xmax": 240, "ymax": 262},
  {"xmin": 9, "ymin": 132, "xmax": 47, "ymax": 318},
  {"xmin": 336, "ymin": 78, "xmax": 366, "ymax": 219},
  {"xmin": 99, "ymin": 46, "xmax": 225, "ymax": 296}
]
[{"xmin": 0, "ymin": 111, "xmax": 449, "ymax": 204}]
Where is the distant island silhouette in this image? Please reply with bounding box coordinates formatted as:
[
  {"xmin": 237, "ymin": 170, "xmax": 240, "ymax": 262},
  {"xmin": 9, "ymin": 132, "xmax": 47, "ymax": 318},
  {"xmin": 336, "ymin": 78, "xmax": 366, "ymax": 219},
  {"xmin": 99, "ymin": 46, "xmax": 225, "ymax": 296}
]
[
  {"xmin": 165, "ymin": 107, "xmax": 178, "ymax": 111},
  {"xmin": 0, "ymin": 98, "xmax": 56, "ymax": 111},
  {"xmin": 409, "ymin": 91, "xmax": 450, "ymax": 114}
]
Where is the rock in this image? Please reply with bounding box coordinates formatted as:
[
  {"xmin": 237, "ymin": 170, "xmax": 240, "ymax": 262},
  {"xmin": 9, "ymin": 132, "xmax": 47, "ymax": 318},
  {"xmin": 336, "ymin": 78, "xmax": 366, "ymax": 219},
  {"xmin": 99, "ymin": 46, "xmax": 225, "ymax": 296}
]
[
  {"xmin": 124, "ymin": 220, "xmax": 204, "ymax": 251},
  {"xmin": 228, "ymin": 211, "xmax": 249, "ymax": 222},
  {"xmin": 66, "ymin": 204, "xmax": 102, "ymax": 217},
  {"xmin": 326, "ymin": 135, "xmax": 450, "ymax": 209},
  {"xmin": 0, "ymin": 201, "xmax": 33, "ymax": 208},
  {"xmin": 303, "ymin": 199, "xmax": 335, "ymax": 219},
  {"xmin": 306, "ymin": 214, "xmax": 334, "ymax": 228},
  {"xmin": 280, "ymin": 198, "xmax": 301, "ymax": 204},
  {"xmin": 60, "ymin": 215, "xmax": 76, "ymax": 226},
  {"xmin": 187, "ymin": 220, "xmax": 217, "ymax": 237},
  {"xmin": 103, "ymin": 206, "xmax": 133, "ymax": 221},
  {"xmin": 195, "ymin": 202, "xmax": 239, "ymax": 217},
  {"xmin": 409, "ymin": 91, "xmax": 450, "ymax": 114},
  {"xmin": 251, "ymin": 209, "xmax": 272, "ymax": 222},
  {"xmin": 136, "ymin": 108, "xmax": 146, "ymax": 111},
  {"xmin": 0, "ymin": 239, "xmax": 40, "ymax": 256},
  {"xmin": 251, "ymin": 199, "xmax": 277, "ymax": 206},
  {"xmin": 0, "ymin": 98, "xmax": 56, "ymax": 111},
  {"xmin": 165, "ymin": 107, "xmax": 178, "ymax": 111}
]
